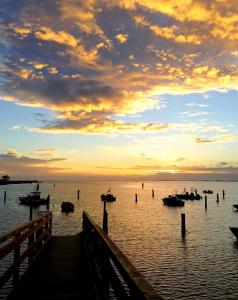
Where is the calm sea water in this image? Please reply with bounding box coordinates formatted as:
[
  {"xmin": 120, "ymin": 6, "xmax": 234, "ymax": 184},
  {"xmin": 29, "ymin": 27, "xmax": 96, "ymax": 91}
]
[{"xmin": 1, "ymin": 180, "xmax": 238, "ymax": 299}]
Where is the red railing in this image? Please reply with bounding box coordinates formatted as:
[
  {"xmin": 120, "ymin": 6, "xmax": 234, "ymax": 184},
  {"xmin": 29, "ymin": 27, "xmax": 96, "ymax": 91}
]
[{"xmin": 0, "ymin": 212, "xmax": 52, "ymax": 288}]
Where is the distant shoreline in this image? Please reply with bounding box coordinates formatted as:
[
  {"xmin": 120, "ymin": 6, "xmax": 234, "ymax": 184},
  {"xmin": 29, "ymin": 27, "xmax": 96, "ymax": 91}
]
[{"xmin": 0, "ymin": 180, "xmax": 38, "ymax": 185}]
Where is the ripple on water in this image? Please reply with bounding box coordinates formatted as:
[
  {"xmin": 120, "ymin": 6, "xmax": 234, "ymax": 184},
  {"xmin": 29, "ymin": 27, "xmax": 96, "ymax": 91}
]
[{"xmin": 1, "ymin": 181, "xmax": 238, "ymax": 299}]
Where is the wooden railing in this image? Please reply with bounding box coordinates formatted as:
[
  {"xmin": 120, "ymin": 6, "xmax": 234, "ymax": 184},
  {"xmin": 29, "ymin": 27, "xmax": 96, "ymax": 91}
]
[
  {"xmin": 82, "ymin": 211, "xmax": 163, "ymax": 300},
  {"xmin": 0, "ymin": 212, "xmax": 52, "ymax": 289}
]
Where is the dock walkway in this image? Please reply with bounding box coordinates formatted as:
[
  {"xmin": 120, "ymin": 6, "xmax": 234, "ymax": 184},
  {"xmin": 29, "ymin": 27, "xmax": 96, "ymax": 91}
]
[
  {"xmin": 8, "ymin": 234, "xmax": 95, "ymax": 300},
  {"xmin": 1, "ymin": 211, "xmax": 162, "ymax": 300}
]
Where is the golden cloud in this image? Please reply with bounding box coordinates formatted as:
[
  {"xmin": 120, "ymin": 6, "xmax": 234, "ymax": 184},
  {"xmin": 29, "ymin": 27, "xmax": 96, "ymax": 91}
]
[
  {"xmin": 35, "ymin": 26, "xmax": 78, "ymax": 47},
  {"xmin": 115, "ymin": 33, "xmax": 128, "ymax": 43}
]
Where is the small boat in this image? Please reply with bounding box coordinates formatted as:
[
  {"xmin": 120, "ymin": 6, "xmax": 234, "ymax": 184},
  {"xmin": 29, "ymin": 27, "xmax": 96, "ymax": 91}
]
[
  {"xmin": 101, "ymin": 193, "xmax": 116, "ymax": 202},
  {"xmin": 229, "ymin": 227, "xmax": 238, "ymax": 239},
  {"xmin": 101, "ymin": 188, "xmax": 116, "ymax": 202},
  {"xmin": 61, "ymin": 201, "xmax": 74, "ymax": 212},
  {"xmin": 19, "ymin": 183, "xmax": 49, "ymax": 206},
  {"xmin": 233, "ymin": 204, "xmax": 238, "ymax": 210},
  {"xmin": 175, "ymin": 192, "xmax": 202, "ymax": 200},
  {"xmin": 162, "ymin": 195, "xmax": 184, "ymax": 207},
  {"xmin": 203, "ymin": 190, "xmax": 213, "ymax": 194}
]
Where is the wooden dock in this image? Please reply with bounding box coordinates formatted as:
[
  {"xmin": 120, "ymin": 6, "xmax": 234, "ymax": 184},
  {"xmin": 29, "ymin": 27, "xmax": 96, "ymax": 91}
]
[
  {"xmin": 0, "ymin": 211, "xmax": 163, "ymax": 300},
  {"xmin": 8, "ymin": 234, "xmax": 95, "ymax": 299}
]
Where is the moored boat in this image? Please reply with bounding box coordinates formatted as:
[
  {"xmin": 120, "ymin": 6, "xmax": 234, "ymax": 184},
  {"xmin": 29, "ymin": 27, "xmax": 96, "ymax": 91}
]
[
  {"xmin": 203, "ymin": 190, "xmax": 213, "ymax": 194},
  {"xmin": 229, "ymin": 227, "xmax": 238, "ymax": 239},
  {"xmin": 61, "ymin": 201, "xmax": 74, "ymax": 212},
  {"xmin": 175, "ymin": 192, "xmax": 202, "ymax": 200},
  {"xmin": 101, "ymin": 188, "xmax": 116, "ymax": 202},
  {"xmin": 101, "ymin": 193, "xmax": 116, "ymax": 202},
  {"xmin": 233, "ymin": 204, "xmax": 238, "ymax": 210},
  {"xmin": 19, "ymin": 183, "xmax": 49, "ymax": 206},
  {"xmin": 163, "ymin": 195, "xmax": 184, "ymax": 207}
]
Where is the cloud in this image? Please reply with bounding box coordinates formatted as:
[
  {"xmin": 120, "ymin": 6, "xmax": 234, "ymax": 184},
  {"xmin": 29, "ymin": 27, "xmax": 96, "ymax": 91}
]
[
  {"xmin": 115, "ymin": 33, "xmax": 128, "ymax": 43},
  {"xmin": 34, "ymin": 26, "xmax": 78, "ymax": 47},
  {"xmin": 0, "ymin": 149, "xmax": 67, "ymax": 178},
  {"xmin": 37, "ymin": 117, "xmax": 170, "ymax": 134},
  {"xmin": 194, "ymin": 137, "xmax": 213, "ymax": 143},
  {"xmin": 2, "ymin": 0, "xmax": 238, "ymax": 134},
  {"xmin": 186, "ymin": 103, "xmax": 211, "ymax": 107}
]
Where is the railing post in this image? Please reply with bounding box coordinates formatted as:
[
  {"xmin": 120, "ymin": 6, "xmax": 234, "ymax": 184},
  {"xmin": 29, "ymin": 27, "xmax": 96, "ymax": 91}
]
[
  {"xmin": 13, "ymin": 233, "xmax": 20, "ymax": 285},
  {"xmin": 181, "ymin": 213, "xmax": 186, "ymax": 238},
  {"xmin": 28, "ymin": 224, "xmax": 35, "ymax": 264},
  {"xmin": 29, "ymin": 199, "xmax": 33, "ymax": 221},
  {"xmin": 103, "ymin": 201, "xmax": 108, "ymax": 234}
]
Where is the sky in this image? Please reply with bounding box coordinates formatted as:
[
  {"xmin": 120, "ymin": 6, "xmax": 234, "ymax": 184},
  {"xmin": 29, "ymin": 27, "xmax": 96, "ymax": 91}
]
[{"xmin": 0, "ymin": 0, "xmax": 238, "ymax": 180}]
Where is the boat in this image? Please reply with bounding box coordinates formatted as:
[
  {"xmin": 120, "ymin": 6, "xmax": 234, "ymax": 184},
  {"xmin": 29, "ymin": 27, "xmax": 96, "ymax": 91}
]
[
  {"xmin": 19, "ymin": 183, "xmax": 49, "ymax": 206},
  {"xmin": 233, "ymin": 204, "xmax": 238, "ymax": 210},
  {"xmin": 229, "ymin": 227, "xmax": 238, "ymax": 239},
  {"xmin": 175, "ymin": 192, "xmax": 202, "ymax": 200},
  {"xmin": 203, "ymin": 190, "xmax": 213, "ymax": 194},
  {"xmin": 162, "ymin": 195, "xmax": 185, "ymax": 207},
  {"xmin": 61, "ymin": 201, "xmax": 74, "ymax": 212},
  {"xmin": 101, "ymin": 188, "xmax": 116, "ymax": 202}
]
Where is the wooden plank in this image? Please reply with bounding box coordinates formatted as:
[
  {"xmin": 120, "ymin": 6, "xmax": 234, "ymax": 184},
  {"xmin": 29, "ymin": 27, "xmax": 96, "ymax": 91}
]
[{"xmin": 8, "ymin": 234, "xmax": 96, "ymax": 300}]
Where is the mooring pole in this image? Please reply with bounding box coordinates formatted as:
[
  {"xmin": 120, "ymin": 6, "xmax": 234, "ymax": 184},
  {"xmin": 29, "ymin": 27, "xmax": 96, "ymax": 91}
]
[
  {"xmin": 216, "ymin": 193, "xmax": 219, "ymax": 203},
  {"xmin": 205, "ymin": 195, "xmax": 207, "ymax": 210},
  {"xmin": 152, "ymin": 189, "xmax": 155, "ymax": 198},
  {"xmin": 181, "ymin": 213, "xmax": 186, "ymax": 238},
  {"xmin": 29, "ymin": 199, "xmax": 33, "ymax": 221},
  {"xmin": 103, "ymin": 201, "xmax": 108, "ymax": 233},
  {"xmin": 222, "ymin": 190, "xmax": 225, "ymax": 199},
  {"xmin": 4, "ymin": 191, "xmax": 6, "ymax": 203},
  {"xmin": 77, "ymin": 190, "xmax": 80, "ymax": 199},
  {"xmin": 46, "ymin": 195, "xmax": 50, "ymax": 210},
  {"xmin": 135, "ymin": 193, "xmax": 138, "ymax": 203}
]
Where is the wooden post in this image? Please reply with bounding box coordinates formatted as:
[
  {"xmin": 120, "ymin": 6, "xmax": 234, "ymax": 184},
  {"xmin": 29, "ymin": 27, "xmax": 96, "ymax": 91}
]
[
  {"xmin": 181, "ymin": 213, "xmax": 186, "ymax": 238},
  {"xmin": 46, "ymin": 195, "xmax": 50, "ymax": 210},
  {"xmin": 13, "ymin": 233, "xmax": 20, "ymax": 285},
  {"xmin": 77, "ymin": 190, "xmax": 80, "ymax": 199},
  {"xmin": 4, "ymin": 191, "xmax": 6, "ymax": 203},
  {"xmin": 29, "ymin": 199, "xmax": 33, "ymax": 221},
  {"xmin": 142, "ymin": 183, "xmax": 144, "ymax": 189},
  {"xmin": 135, "ymin": 194, "xmax": 138, "ymax": 203},
  {"xmin": 205, "ymin": 195, "xmax": 207, "ymax": 210},
  {"xmin": 216, "ymin": 193, "xmax": 219, "ymax": 203},
  {"xmin": 103, "ymin": 201, "xmax": 108, "ymax": 234},
  {"xmin": 152, "ymin": 189, "xmax": 154, "ymax": 198},
  {"xmin": 222, "ymin": 190, "xmax": 225, "ymax": 199}
]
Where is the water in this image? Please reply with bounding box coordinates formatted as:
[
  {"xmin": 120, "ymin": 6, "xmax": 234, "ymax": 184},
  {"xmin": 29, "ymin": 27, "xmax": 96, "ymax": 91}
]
[{"xmin": 1, "ymin": 180, "xmax": 238, "ymax": 299}]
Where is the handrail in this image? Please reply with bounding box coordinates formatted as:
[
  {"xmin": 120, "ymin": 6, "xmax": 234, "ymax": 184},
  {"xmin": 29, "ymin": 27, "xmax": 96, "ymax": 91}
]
[
  {"xmin": 82, "ymin": 211, "xmax": 163, "ymax": 300},
  {"xmin": 0, "ymin": 212, "xmax": 52, "ymax": 289}
]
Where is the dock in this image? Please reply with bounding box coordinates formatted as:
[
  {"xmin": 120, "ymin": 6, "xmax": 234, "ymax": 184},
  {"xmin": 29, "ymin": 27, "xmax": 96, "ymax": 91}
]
[
  {"xmin": 0, "ymin": 211, "xmax": 162, "ymax": 300},
  {"xmin": 0, "ymin": 180, "xmax": 38, "ymax": 185}
]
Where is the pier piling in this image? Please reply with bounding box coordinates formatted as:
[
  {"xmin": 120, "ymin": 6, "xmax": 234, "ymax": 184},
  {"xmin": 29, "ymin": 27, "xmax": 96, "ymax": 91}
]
[
  {"xmin": 222, "ymin": 190, "xmax": 225, "ymax": 199},
  {"xmin": 103, "ymin": 201, "xmax": 108, "ymax": 233},
  {"xmin": 205, "ymin": 195, "xmax": 207, "ymax": 210},
  {"xmin": 29, "ymin": 200, "xmax": 33, "ymax": 221},
  {"xmin": 181, "ymin": 213, "xmax": 186, "ymax": 238},
  {"xmin": 77, "ymin": 190, "xmax": 80, "ymax": 199},
  {"xmin": 4, "ymin": 191, "xmax": 6, "ymax": 203},
  {"xmin": 152, "ymin": 189, "xmax": 155, "ymax": 198},
  {"xmin": 135, "ymin": 193, "xmax": 138, "ymax": 203},
  {"xmin": 46, "ymin": 195, "xmax": 50, "ymax": 210},
  {"xmin": 216, "ymin": 193, "xmax": 219, "ymax": 203}
]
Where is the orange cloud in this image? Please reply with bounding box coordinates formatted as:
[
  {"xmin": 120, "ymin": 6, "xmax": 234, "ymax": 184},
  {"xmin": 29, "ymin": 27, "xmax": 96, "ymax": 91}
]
[
  {"xmin": 115, "ymin": 33, "xmax": 128, "ymax": 43},
  {"xmin": 35, "ymin": 26, "xmax": 78, "ymax": 47}
]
